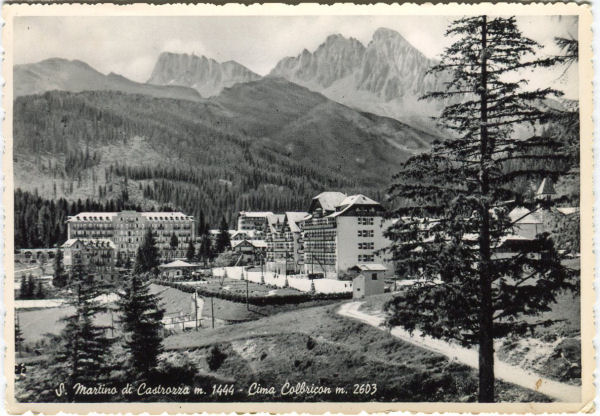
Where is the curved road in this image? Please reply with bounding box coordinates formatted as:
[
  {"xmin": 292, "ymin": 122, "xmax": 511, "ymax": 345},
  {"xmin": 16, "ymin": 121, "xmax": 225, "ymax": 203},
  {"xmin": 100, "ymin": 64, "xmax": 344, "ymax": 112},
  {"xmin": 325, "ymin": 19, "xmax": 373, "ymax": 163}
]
[{"xmin": 338, "ymin": 301, "xmax": 581, "ymax": 402}]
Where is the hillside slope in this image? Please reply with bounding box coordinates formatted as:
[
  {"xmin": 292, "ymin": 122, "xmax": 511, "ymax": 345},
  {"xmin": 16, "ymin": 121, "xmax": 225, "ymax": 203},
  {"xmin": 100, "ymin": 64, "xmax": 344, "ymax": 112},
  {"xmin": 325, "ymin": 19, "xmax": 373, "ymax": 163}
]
[{"xmin": 13, "ymin": 78, "xmax": 438, "ymax": 224}]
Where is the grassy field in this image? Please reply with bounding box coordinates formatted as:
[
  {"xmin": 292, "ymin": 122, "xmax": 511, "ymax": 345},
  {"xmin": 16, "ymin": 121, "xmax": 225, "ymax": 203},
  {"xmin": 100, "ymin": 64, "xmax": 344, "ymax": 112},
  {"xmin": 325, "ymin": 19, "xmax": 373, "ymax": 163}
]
[
  {"xmin": 151, "ymin": 283, "xmax": 341, "ymax": 324},
  {"xmin": 180, "ymin": 277, "xmax": 304, "ymax": 297},
  {"xmin": 18, "ymin": 306, "xmax": 115, "ymax": 346},
  {"xmin": 163, "ymin": 302, "xmax": 549, "ymax": 402},
  {"xmin": 17, "ymin": 283, "xmax": 340, "ymax": 347}
]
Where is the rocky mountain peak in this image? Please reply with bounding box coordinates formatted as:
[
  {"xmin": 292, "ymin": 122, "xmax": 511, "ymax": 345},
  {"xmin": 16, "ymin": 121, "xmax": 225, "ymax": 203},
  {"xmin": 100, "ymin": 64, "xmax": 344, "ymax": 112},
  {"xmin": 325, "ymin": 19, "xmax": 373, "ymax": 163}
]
[
  {"xmin": 269, "ymin": 27, "xmax": 447, "ymax": 131},
  {"xmin": 147, "ymin": 51, "xmax": 261, "ymax": 97}
]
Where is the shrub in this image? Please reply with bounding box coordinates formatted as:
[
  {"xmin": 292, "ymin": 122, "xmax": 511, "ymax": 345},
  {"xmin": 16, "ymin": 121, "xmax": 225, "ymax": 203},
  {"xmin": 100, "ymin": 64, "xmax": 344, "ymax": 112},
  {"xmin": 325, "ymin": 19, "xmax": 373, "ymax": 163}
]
[{"xmin": 207, "ymin": 345, "xmax": 227, "ymax": 371}]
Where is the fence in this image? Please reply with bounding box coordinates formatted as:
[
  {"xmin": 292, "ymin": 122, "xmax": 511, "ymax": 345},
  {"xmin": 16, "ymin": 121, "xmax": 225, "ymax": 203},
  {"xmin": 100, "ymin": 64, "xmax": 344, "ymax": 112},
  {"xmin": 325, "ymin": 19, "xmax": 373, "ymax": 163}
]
[
  {"xmin": 151, "ymin": 280, "xmax": 352, "ymax": 306},
  {"xmin": 213, "ymin": 266, "xmax": 352, "ymax": 294}
]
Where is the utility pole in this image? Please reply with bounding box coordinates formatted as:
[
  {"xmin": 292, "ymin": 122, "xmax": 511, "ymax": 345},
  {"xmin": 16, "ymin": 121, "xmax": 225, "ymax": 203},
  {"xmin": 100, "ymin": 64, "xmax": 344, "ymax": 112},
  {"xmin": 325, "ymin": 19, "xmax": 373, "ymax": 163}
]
[
  {"xmin": 246, "ymin": 274, "xmax": 249, "ymax": 311},
  {"xmin": 260, "ymin": 253, "xmax": 264, "ymax": 284},
  {"xmin": 194, "ymin": 291, "xmax": 198, "ymax": 330},
  {"xmin": 211, "ymin": 296, "xmax": 215, "ymax": 329}
]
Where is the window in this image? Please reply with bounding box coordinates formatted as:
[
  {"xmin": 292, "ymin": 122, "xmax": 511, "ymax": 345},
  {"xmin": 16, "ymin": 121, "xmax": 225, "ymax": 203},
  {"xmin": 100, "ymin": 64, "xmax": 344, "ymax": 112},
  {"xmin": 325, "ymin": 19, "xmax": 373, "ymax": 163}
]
[
  {"xmin": 371, "ymin": 273, "xmax": 377, "ymax": 280},
  {"xmin": 358, "ymin": 217, "xmax": 374, "ymax": 226}
]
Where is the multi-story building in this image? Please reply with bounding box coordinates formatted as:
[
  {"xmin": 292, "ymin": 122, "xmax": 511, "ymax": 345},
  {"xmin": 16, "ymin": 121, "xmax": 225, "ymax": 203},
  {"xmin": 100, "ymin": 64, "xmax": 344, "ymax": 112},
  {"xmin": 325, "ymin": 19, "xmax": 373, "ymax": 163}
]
[
  {"xmin": 301, "ymin": 194, "xmax": 393, "ymax": 279},
  {"xmin": 66, "ymin": 211, "xmax": 195, "ymax": 262},
  {"xmin": 265, "ymin": 212, "xmax": 307, "ymax": 273},
  {"xmin": 237, "ymin": 211, "xmax": 274, "ymax": 238},
  {"xmin": 62, "ymin": 238, "xmax": 116, "ymax": 270}
]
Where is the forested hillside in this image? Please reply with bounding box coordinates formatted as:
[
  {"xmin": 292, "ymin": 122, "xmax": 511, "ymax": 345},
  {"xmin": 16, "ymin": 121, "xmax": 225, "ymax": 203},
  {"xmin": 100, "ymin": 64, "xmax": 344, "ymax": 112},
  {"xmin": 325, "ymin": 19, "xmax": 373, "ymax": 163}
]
[{"xmin": 14, "ymin": 79, "xmax": 433, "ymax": 227}]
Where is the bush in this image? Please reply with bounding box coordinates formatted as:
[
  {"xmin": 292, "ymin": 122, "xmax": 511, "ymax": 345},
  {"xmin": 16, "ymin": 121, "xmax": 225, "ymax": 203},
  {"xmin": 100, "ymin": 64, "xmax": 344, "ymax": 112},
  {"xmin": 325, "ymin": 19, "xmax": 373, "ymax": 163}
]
[{"xmin": 207, "ymin": 345, "xmax": 227, "ymax": 371}]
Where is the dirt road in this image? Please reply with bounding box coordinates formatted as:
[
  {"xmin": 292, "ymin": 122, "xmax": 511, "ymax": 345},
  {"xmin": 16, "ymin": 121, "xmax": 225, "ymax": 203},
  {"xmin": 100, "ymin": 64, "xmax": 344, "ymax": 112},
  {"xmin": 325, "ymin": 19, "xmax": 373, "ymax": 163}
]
[{"xmin": 338, "ymin": 301, "xmax": 581, "ymax": 402}]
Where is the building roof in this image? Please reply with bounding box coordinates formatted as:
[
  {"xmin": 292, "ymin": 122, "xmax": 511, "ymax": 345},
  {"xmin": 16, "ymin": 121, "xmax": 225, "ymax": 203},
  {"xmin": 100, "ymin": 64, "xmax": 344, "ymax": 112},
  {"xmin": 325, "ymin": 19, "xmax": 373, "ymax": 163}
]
[
  {"xmin": 285, "ymin": 212, "xmax": 309, "ymax": 233},
  {"xmin": 141, "ymin": 212, "xmax": 192, "ymax": 221},
  {"xmin": 329, "ymin": 194, "xmax": 382, "ymax": 217},
  {"xmin": 266, "ymin": 213, "xmax": 285, "ymax": 232},
  {"xmin": 209, "ymin": 229, "xmax": 236, "ymax": 236},
  {"xmin": 62, "ymin": 238, "xmax": 116, "ymax": 249},
  {"xmin": 239, "ymin": 211, "xmax": 274, "ymax": 218},
  {"xmin": 508, "ymin": 207, "xmax": 544, "ymax": 225},
  {"xmin": 536, "ymin": 177, "xmax": 556, "ymax": 196},
  {"xmin": 231, "ymin": 239, "xmax": 267, "ymax": 249},
  {"xmin": 159, "ymin": 260, "xmax": 196, "ymax": 268},
  {"xmin": 67, "ymin": 213, "xmax": 117, "ymax": 222},
  {"xmin": 67, "ymin": 211, "xmax": 191, "ymax": 222},
  {"xmin": 230, "ymin": 230, "xmax": 259, "ymax": 240},
  {"xmin": 351, "ymin": 263, "xmax": 388, "ymax": 272},
  {"xmin": 309, "ymin": 192, "xmax": 347, "ymax": 213},
  {"xmin": 556, "ymin": 207, "xmax": 579, "ymax": 216},
  {"xmin": 337, "ymin": 194, "xmax": 379, "ymax": 208},
  {"xmin": 250, "ymin": 240, "xmax": 268, "ymax": 248}
]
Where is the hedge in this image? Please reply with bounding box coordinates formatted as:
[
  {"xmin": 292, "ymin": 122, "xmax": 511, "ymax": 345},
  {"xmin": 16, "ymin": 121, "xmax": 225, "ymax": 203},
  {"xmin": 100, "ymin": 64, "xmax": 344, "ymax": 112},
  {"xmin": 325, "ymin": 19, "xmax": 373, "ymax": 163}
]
[{"xmin": 150, "ymin": 280, "xmax": 352, "ymax": 306}]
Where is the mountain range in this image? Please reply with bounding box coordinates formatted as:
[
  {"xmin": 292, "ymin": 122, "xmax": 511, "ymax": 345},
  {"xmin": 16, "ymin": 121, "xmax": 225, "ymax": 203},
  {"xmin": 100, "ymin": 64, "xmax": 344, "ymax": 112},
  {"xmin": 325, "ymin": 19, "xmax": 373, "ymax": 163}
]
[
  {"xmin": 15, "ymin": 27, "xmax": 448, "ymax": 130},
  {"xmin": 14, "ymin": 58, "xmax": 203, "ymax": 102}
]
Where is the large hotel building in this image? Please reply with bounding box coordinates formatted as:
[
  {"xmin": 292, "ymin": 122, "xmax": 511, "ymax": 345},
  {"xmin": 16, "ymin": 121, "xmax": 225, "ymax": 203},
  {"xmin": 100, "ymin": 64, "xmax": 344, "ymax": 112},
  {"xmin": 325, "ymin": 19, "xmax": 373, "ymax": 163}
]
[
  {"xmin": 300, "ymin": 193, "xmax": 393, "ymax": 279},
  {"xmin": 66, "ymin": 211, "xmax": 195, "ymax": 261},
  {"xmin": 258, "ymin": 192, "xmax": 393, "ymax": 279}
]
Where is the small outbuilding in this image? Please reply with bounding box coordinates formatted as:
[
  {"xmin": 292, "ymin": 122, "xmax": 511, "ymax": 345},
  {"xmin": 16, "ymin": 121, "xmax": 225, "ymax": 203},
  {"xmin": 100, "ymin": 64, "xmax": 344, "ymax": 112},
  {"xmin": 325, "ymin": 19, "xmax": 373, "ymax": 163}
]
[
  {"xmin": 350, "ymin": 263, "xmax": 387, "ymax": 299},
  {"xmin": 158, "ymin": 260, "xmax": 198, "ymax": 280}
]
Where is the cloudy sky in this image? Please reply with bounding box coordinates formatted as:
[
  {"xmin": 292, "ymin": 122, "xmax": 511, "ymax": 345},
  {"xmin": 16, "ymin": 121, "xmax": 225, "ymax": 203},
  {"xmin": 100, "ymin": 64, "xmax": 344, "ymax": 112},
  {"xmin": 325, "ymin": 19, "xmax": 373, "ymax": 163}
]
[{"xmin": 14, "ymin": 15, "xmax": 578, "ymax": 98}]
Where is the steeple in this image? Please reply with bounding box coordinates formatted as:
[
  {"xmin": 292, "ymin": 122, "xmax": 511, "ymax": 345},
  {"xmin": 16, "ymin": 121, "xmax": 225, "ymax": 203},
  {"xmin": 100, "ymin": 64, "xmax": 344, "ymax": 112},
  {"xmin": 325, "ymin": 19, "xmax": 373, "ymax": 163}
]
[{"xmin": 535, "ymin": 177, "xmax": 556, "ymax": 201}]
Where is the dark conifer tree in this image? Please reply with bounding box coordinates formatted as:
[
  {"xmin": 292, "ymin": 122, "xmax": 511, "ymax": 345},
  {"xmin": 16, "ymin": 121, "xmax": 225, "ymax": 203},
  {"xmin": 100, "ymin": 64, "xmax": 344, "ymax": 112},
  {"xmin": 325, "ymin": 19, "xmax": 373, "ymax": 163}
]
[
  {"xmin": 384, "ymin": 16, "xmax": 577, "ymax": 402},
  {"xmin": 199, "ymin": 234, "xmax": 213, "ymax": 266},
  {"xmin": 53, "ymin": 248, "xmax": 67, "ymax": 288},
  {"xmin": 134, "ymin": 228, "xmax": 160, "ymax": 274},
  {"xmin": 19, "ymin": 275, "xmax": 27, "ymax": 300},
  {"xmin": 15, "ymin": 318, "xmax": 24, "ymax": 357},
  {"xmin": 117, "ymin": 273, "xmax": 165, "ymax": 381},
  {"xmin": 186, "ymin": 241, "xmax": 195, "ymax": 262},
  {"xmin": 47, "ymin": 263, "xmax": 113, "ymax": 401},
  {"xmin": 26, "ymin": 275, "xmax": 35, "ymax": 299},
  {"xmin": 169, "ymin": 233, "xmax": 179, "ymax": 259},
  {"xmin": 35, "ymin": 281, "xmax": 44, "ymax": 299},
  {"xmin": 215, "ymin": 216, "xmax": 231, "ymax": 254}
]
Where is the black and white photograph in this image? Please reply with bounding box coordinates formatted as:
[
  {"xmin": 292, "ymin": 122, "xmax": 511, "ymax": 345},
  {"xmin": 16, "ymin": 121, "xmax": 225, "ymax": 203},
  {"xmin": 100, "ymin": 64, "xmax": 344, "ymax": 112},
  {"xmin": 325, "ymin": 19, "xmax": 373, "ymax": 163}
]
[{"xmin": 4, "ymin": 2, "xmax": 593, "ymax": 412}]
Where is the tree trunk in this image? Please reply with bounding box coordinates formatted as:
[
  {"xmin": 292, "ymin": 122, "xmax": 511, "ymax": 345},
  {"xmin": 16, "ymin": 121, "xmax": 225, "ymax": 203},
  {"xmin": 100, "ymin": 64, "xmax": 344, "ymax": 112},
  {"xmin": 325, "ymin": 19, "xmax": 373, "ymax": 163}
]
[{"xmin": 478, "ymin": 15, "xmax": 495, "ymax": 403}]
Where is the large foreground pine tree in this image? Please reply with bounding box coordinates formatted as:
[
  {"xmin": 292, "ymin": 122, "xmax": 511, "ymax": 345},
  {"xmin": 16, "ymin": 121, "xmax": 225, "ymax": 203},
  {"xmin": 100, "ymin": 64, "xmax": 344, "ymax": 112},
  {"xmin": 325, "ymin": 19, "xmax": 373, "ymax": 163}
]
[
  {"xmin": 47, "ymin": 263, "xmax": 113, "ymax": 401},
  {"xmin": 117, "ymin": 273, "xmax": 165, "ymax": 381},
  {"xmin": 384, "ymin": 16, "xmax": 577, "ymax": 402}
]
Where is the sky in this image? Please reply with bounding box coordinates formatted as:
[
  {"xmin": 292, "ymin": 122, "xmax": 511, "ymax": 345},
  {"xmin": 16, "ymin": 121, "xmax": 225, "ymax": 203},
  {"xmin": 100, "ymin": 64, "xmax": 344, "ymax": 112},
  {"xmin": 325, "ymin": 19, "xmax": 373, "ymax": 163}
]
[{"xmin": 14, "ymin": 15, "xmax": 579, "ymax": 98}]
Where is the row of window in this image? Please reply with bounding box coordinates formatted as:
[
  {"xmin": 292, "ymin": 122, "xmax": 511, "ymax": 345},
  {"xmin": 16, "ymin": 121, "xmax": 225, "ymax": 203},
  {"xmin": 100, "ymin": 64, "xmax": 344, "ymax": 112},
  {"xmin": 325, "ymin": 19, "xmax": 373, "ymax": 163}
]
[
  {"xmin": 357, "ymin": 230, "xmax": 374, "ymax": 237},
  {"xmin": 304, "ymin": 254, "xmax": 336, "ymax": 265},
  {"xmin": 358, "ymin": 254, "xmax": 375, "ymax": 262},
  {"xmin": 304, "ymin": 242, "xmax": 336, "ymax": 252},
  {"xmin": 303, "ymin": 230, "xmax": 336, "ymax": 240},
  {"xmin": 357, "ymin": 217, "xmax": 374, "ymax": 225},
  {"xmin": 358, "ymin": 242, "xmax": 374, "ymax": 250}
]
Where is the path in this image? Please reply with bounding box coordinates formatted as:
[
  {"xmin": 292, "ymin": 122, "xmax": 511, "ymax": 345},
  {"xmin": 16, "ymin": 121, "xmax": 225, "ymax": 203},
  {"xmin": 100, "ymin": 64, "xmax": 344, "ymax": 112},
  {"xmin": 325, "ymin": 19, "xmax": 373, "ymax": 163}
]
[{"xmin": 338, "ymin": 302, "xmax": 581, "ymax": 402}]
